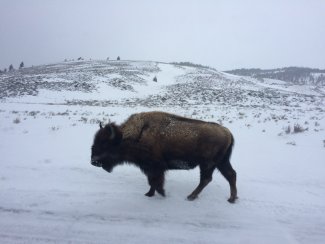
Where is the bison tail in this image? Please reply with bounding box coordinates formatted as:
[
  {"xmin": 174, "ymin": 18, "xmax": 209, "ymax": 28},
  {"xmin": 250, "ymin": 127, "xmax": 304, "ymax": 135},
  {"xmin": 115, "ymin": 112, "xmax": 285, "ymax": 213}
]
[{"xmin": 222, "ymin": 133, "xmax": 234, "ymax": 163}]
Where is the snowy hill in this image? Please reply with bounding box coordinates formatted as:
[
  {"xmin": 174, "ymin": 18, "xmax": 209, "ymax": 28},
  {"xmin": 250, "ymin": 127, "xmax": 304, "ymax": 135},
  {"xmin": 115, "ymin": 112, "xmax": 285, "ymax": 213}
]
[{"xmin": 1, "ymin": 60, "xmax": 325, "ymax": 243}]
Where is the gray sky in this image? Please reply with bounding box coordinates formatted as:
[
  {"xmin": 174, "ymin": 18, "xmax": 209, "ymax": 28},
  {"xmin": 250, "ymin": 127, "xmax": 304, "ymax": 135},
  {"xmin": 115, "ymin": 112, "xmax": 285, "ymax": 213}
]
[{"xmin": 1, "ymin": 0, "xmax": 325, "ymax": 71}]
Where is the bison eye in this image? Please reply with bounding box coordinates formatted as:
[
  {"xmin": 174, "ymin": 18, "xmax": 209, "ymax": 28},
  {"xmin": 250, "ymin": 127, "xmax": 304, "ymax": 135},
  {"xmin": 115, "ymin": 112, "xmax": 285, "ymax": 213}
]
[
  {"xmin": 101, "ymin": 142, "xmax": 108, "ymax": 148},
  {"xmin": 96, "ymin": 142, "xmax": 109, "ymax": 152}
]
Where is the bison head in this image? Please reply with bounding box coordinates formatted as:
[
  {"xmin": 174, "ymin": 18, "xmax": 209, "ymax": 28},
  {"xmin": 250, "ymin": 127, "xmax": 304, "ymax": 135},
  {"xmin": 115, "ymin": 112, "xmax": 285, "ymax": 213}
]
[{"xmin": 91, "ymin": 122, "xmax": 122, "ymax": 173}]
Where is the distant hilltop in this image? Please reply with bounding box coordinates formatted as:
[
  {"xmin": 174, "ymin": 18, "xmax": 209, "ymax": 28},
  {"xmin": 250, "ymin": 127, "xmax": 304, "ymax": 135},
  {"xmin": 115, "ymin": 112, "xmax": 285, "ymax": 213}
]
[{"xmin": 225, "ymin": 67, "xmax": 325, "ymax": 86}]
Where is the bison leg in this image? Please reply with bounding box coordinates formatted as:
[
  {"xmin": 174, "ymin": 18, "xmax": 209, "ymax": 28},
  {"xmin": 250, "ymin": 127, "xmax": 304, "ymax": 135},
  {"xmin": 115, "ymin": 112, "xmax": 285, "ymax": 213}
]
[
  {"xmin": 217, "ymin": 161, "xmax": 237, "ymax": 203},
  {"xmin": 145, "ymin": 171, "xmax": 165, "ymax": 197},
  {"xmin": 187, "ymin": 166, "xmax": 214, "ymax": 201}
]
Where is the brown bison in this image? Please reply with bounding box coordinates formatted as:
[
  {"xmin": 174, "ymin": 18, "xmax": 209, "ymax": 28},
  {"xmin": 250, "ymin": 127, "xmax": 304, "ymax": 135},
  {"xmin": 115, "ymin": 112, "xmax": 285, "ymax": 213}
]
[{"xmin": 91, "ymin": 111, "xmax": 237, "ymax": 203}]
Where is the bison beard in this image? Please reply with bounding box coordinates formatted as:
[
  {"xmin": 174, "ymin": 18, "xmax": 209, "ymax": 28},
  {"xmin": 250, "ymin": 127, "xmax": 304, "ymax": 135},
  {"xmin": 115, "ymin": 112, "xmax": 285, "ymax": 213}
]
[{"xmin": 90, "ymin": 111, "xmax": 238, "ymax": 203}]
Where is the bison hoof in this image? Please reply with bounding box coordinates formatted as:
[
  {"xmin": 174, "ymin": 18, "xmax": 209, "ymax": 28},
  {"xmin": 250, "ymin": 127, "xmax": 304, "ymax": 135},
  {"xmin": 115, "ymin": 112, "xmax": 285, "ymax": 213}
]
[
  {"xmin": 228, "ymin": 196, "xmax": 238, "ymax": 203},
  {"xmin": 157, "ymin": 189, "xmax": 166, "ymax": 197},
  {"xmin": 145, "ymin": 191, "xmax": 155, "ymax": 197},
  {"xmin": 187, "ymin": 194, "xmax": 198, "ymax": 201}
]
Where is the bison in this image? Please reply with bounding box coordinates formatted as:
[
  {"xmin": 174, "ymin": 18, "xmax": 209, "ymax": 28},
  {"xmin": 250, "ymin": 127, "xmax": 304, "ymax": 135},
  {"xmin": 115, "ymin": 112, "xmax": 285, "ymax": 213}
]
[{"xmin": 90, "ymin": 111, "xmax": 237, "ymax": 203}]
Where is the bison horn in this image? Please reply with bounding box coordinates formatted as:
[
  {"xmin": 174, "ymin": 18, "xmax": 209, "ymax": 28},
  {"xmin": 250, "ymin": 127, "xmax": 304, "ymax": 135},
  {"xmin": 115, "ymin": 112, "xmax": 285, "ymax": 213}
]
[{"xmin": 99, "ymin": 122, "xmax": 103, "ymax": 129}]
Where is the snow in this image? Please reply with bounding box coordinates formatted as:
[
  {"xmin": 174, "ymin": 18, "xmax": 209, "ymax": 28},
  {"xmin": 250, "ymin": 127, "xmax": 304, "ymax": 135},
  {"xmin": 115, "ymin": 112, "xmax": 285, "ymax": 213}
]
[{"xmin": 1, "ymin": 60, "xmax": 325, "ymax": 243}]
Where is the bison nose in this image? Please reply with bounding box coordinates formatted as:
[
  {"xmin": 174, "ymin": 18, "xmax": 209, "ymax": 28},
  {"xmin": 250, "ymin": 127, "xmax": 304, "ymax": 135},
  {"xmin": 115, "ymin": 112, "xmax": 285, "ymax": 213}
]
[
  {"xmin": 91, "ymin": 155, "xmax": 103, "ymax": 167},
  {"xmin": 91, "ymin": 160, "xmax": 102, "ymax": 167}
]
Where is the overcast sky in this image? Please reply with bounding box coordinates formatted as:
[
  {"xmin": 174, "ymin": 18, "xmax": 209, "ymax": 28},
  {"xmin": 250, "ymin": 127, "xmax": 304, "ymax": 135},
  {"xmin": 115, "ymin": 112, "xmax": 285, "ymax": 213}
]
[{"xmin": 1, "ymin": 0, "xmax": 324, "ymax": 71}]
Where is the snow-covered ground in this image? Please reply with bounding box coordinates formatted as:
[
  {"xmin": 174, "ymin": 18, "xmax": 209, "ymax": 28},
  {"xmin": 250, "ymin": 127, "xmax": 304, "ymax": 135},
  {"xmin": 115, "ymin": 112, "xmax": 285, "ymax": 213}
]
[{"xmin": 0, "ymin": 60, "xmax": 325, "ymax": 243}]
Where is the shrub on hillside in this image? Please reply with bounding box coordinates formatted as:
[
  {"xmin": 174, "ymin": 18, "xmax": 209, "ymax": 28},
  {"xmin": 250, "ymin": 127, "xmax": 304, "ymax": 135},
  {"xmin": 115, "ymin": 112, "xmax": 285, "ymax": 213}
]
[{"xmin": 293, "ymin": 123, "xmax": 307, "ymax": 133}]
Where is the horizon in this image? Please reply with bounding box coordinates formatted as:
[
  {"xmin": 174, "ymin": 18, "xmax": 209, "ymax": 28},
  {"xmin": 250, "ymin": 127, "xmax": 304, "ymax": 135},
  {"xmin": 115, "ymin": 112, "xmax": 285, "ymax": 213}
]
[
  {"xmin": 1, "ymin": 0, "xmax": 325, "ymax": 71},
  {"xmin": 1, "ymin": 58, "xmax": 325, "ymax": 73}
]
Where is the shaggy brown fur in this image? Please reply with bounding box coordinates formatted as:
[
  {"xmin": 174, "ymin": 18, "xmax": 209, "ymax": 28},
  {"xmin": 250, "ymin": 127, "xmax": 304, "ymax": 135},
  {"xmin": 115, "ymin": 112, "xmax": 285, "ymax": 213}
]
[{"xmin": 91, "ymin": 111, "xmax": 237, "ymax": 203}]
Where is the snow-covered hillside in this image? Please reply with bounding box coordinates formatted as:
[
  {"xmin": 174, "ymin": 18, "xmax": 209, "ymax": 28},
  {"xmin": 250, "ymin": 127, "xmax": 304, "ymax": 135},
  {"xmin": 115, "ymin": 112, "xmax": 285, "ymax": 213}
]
[{"xmin": 1, "ymin": 60, "xmax": 325, "ymax": 243}]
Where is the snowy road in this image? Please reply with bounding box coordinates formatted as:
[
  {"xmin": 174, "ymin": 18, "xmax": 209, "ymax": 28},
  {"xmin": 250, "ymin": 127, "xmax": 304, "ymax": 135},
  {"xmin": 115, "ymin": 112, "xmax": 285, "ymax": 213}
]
[{"xmin": 1, "ymin": 118, "xmax": 324, "ymax": 244}]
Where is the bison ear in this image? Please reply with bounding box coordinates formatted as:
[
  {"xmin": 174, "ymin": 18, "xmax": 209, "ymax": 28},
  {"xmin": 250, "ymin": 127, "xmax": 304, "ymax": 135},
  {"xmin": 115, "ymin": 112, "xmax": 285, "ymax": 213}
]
[
  {"xmin": 105, "ymin": 123, "xmax": 122, "ymax": 144},
  {"xmin": 105, "ymin": 124, "xmax": 115, "ymax": 140}
]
